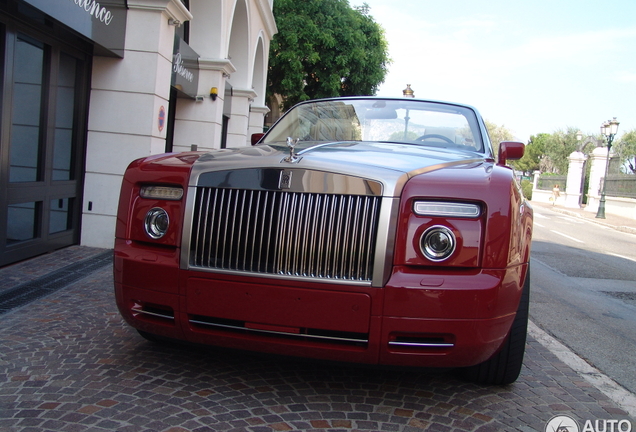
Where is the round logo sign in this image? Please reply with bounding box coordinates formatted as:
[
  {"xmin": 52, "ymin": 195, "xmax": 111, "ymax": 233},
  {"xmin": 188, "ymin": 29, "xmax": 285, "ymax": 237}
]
[
  {"xmin": 545, "ymin": 415, "xmax": 579, "ymax": 432},
  {"xmin": 158, "ymin": 106, "xmax": 166, "ymax": 132}
]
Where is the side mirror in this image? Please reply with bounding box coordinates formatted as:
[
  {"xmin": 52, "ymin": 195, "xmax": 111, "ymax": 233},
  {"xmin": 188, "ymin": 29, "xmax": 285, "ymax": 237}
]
[
  {"xmin": 251, "ymin": 133, "xmax": 265, "ymax": 146},
  {"xmin": 497, "ymin": 141, "xmax": 524, "ymax": 166}
]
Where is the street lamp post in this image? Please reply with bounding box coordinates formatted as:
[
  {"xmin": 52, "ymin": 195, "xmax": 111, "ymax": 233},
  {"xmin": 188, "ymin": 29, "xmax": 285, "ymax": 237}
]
[
  {"xmin": 402, "ymin": 85, "xmax": 414, "ymax": 140},
  {"xmin": 596, "ymin": 117, "xmax": 620, "ymax": 219}
]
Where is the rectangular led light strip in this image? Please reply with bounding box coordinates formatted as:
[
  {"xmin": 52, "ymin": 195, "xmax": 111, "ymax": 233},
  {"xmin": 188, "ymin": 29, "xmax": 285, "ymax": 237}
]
[
  {"xmin": 413, "ymin": 201, "xmax": 480, "ymax": 218},
  {"xmin": 140, "ymin": 185, "xmax": 184, "ymax": 200}
]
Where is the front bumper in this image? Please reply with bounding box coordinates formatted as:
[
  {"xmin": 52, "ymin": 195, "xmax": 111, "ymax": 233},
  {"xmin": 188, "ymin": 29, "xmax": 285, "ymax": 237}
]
[{"xmin": 114, "ymin": 239, "xmax": 525, "ymax": 368}]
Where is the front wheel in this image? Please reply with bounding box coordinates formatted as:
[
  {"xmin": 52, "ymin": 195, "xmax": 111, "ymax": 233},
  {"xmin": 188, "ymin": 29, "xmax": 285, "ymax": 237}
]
[{"xmin": 461, "ymin": 267, "xmax": 530, "ymax": 385}]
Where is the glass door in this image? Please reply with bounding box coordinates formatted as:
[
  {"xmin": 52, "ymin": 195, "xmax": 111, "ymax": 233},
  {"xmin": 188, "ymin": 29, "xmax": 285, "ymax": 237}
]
[{"xmin": 0, "ymin": 24, "xmax": 89, "ymax": 266}]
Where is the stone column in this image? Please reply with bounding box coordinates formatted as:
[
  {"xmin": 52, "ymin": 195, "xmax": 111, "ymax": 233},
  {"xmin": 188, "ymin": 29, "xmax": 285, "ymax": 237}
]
[
  {"xmin": 171, "ymin": 58, "xmax": 236, "ymax": 153},
  {"xmin": 532, "ymin": 170, "xmax": 541, "ymax": 191},
  {"xmin": 226, "ymin": 88, "xmax": 257, "ymax": 148},
  {"xmin": 81, "ymin": 0, "xmax": 192, "ymax": 247},
  {"xmin": 585, "ymin": 146, "xmax": 609, "ymax": 213},
  {"xmin": 564, "ymin": 151, "xmax": 587, "ymax": 208},
  {"xmin": 249, "ymin": 105, "xmax": 271, "ymax": 140}
]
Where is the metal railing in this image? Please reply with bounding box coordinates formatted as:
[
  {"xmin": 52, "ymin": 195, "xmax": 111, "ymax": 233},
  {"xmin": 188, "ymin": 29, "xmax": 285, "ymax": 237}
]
[
  {"xmin": 537, "ymin": 175, "xmax": 567, "ymax": 191},
  {"xmin": 605, "ymin": 175, "xmax": 636, "ymax": 199}
]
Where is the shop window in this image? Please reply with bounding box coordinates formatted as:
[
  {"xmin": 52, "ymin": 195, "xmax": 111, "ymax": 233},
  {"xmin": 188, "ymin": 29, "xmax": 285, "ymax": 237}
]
[
  {"xmin": 7, "ymin": 202, "xmax": 40, "ymax": 244},
  {"xmin": 52, "ymin": 53, "xmax": 77, "ymax": 181},
  {"xmin": 49, "ymin": 198, "xmax": 72, "ymax": 234},
  {"xmin": 9, "ymin": 34, "xmax": 45, "ymax": 183}
]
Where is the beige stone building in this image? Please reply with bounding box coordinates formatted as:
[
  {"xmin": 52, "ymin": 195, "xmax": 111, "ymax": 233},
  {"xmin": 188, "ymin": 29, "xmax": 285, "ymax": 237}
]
[{"xmin": 0, "ymin": 0, "xmax": 277, "ymax": 265}]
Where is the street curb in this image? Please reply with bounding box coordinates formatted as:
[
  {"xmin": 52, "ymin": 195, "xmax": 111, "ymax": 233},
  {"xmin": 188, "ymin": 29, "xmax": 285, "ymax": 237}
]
[
  {"xmin": 545, "ymin": 206, "xmax": 636, "ymax": 235},
  {"xmin": 528, "ymin": 320, "xmax": 636, "ymax": 419}
]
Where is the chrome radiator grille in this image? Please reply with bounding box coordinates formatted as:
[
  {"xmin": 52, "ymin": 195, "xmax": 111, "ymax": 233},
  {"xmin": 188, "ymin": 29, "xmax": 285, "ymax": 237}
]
[{"xmin": 189, "ymin": 187, "xmax": 381, "ymax": 282}]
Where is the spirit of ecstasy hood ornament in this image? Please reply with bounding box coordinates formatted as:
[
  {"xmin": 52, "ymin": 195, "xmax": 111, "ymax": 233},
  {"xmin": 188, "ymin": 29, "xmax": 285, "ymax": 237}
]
[{"xmin": 284, "ymin": 137, "xmax": 300, "ymax": 163}]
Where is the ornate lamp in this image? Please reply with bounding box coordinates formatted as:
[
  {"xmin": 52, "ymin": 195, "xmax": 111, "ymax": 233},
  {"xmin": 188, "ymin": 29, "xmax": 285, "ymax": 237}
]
[
  {"xmin": 596, "ymin": 117, "xmax": 619, "ymax": 219},
  {"xmin": 402, "ymin": 84, "xmax": 414, "ymax": 98}
]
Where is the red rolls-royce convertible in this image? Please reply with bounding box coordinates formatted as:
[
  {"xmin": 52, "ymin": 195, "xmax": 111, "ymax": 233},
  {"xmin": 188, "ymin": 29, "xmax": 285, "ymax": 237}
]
[{"xmin": 114, "ymin": 97, "xmax": 533, "ymax": 385}]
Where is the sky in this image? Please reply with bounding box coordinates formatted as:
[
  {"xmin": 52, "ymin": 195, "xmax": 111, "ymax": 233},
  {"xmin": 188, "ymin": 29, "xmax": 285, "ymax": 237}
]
[{"xmin": 356, "ymin": 0, "xmax": 636, "ymax": 143}]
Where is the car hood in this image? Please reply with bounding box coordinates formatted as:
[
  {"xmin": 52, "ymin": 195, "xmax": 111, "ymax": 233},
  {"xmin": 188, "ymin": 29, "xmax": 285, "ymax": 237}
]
[{"xmin": 190, "ymin": 141, "xmax": 490, "ymax": 197}]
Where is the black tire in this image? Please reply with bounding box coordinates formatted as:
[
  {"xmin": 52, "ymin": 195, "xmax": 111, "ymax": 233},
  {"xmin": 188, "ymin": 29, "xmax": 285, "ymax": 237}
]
[{"xmin": 461, "ymin": 267, "xmax": 530, "ymax": 385}]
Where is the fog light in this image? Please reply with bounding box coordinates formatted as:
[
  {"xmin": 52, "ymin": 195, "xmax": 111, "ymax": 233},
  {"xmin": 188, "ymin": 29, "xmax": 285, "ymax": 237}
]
[
  {"xmin": 420, "ymin": 225, "xmax": 456, "ymax": 261},
  {"xmin": 144, "ymin": 208, "xmax": 169, "ymax": 239}
]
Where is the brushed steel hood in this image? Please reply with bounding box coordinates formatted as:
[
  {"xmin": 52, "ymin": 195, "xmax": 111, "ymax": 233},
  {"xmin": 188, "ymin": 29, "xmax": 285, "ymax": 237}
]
[{"xmin": 189, "ymin": 141, "xmax": 487, "ymax": 198}]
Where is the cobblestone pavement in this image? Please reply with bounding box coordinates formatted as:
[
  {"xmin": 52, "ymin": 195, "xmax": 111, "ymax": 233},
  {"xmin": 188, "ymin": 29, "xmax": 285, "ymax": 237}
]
[{"xmin": 0, "ymin": 247, "xmax": 634, "ymax": 432}]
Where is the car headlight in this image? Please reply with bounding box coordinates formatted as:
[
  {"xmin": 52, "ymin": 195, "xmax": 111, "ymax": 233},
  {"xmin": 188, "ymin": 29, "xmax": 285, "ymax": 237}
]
[
  {"xmin": 413, "ymin": 201, "xmax": 480, "ymax": 218},
  {"xmin": 140, "ymin": 185, "xmax": 183, "ymax": 200},
  {"xmin": 420, "ymin": 225, "xmax": 456, "ymax": 262},
  {"xmin": 144, "ymin": 208, "xmax": 169, "ymax": 239}
]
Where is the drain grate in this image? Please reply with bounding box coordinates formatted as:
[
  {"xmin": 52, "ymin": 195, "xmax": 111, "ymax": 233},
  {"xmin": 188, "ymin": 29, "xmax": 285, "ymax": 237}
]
[{"xmin": 0, "ymin": 250, "xmax": 112, "ymax": 314}]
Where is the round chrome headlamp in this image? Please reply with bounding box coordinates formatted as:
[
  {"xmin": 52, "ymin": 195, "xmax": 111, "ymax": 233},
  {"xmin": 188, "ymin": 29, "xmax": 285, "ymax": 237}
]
[
  {"xmin": 420, "ymin": 225, "xmax": 456, "ymax": 262},
  {"xmin": 144, "ymin": 208, "xmax": 169, "ymax": 239}
]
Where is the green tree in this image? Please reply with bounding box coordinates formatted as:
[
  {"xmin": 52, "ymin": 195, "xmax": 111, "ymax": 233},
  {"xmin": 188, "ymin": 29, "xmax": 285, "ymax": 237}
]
[
  {"xmin": 614, "ymin": 129, "xmax": 636, "ymax": 174},
  {"xmin": 484, "ymin": 120, "xmax": 514, "ymax": 156},
  {"xmin": 268, "ymin": 0, "xmax": 390, "ymax": 111},
  {"xmin": 510, "ymin": 133, "xmax": 547, "ymax": 175},
  {"xmin": 541, "ymin": 127, "xmax": 580, "ymax": 174}
]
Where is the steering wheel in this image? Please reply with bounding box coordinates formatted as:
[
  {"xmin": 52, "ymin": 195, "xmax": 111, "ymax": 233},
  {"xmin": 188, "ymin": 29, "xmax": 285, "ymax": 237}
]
[{"xmin": 415, "ymin": 134, "xmax": 455, "ymax": 145}]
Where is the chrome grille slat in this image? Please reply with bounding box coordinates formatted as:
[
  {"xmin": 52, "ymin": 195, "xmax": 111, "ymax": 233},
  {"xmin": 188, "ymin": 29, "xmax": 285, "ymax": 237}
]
[
  {"xmin": 246, "ymin": 190, "xmax": 258, "ymax": 271},
  {"xmin": 349, "ymin": 196, "xmax": 361, "ymax": 278},
  {"xmin": 316, "ymin": 195, "xmax": 329, "ymax": 277},
  {"xmin": 189, "ymin": 187, "xmax": 381, "ymax": 282},
  {"xmin": 364, "ymin": 199, "xmax": 379, "ymax": 277},
  {"xmin": 276, "ymin": 192, "xmax": 290, "ymax": 274},
  {"xmin": 357, "ymin": 199, "xmax": 370, "ymax": 280},
  {"xmin": 221, "ymin": 189, "xmax": 233, "ymax": 268},
  {"xmin": 342, "ymin": 196, "xmax": 353, "ymax": 277},
  {"xmin": 234, "ymin": 190, "xmax": 246, "ymax": 268},
  {"xmin": 242, "ymin": 191, "xmax": 254, "ymax": 270},
  {"xmin": 324, "ymin": 195, "xmax": 336, "ymax": 278},
  {"xmin": 264, "ymin": 191, "xmax": 276, "ymax": 271},
  {"xmin": 209, "ymin": 189, "xmax": 220, "ymax": 266},
  {"xmin": 331, "ymin": 196, "xmax": 344, "ymax": 278},
  {"xmin": 293, "ymin": 193, "xmax": 306, "ymax": 275},
  {"xmin": 306, "ymin": 194, "xmax": 320, "ymax": 277}
]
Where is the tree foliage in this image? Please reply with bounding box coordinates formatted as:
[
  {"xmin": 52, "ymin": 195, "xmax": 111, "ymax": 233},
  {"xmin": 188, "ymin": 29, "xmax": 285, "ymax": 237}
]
[
  {"xmin": 614, "ymin": 129, "xmax": 636, "ymax": 174},
  {"xmin": 539, "ymin": 127, "xmax": 581, "ymax": 175},
  {"xmin": 268, "ymin": 0, "xmax": 390, "ymax": 110},
  {"xmin": 510, "ymin": 133, "xmax": 548, "ymax": 175},
  {"xmin": 484, "ymin": 120, "xmax": 514, "ymax": 156},
  {"xmin": 508, "ymin": 126, "xmax": 636, "ymax": 178}
]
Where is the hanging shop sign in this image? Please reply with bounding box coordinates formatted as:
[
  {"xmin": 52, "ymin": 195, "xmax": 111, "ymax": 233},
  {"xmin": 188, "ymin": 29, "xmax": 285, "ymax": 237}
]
[
  {"xmin": 171, "ymin": 34, "xmax": 200, "ymax": 99},
  {"xmin": 22, "ymin": 0, "xmax": 127, "ymax": 57}
]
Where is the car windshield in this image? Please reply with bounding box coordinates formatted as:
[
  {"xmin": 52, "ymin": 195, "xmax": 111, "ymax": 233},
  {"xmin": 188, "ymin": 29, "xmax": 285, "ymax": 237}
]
[{"xmin": 263, "ymin": 98, "xmax": 485, "ymax": 152}]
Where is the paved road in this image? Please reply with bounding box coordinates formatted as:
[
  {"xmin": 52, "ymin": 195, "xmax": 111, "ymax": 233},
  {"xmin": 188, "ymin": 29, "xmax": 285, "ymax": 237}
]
[
  {"xmin": 0, "ymin": 246, "xmax": 633, "ymax": 431},
  {"xmin": 530, "ymin": 204, "xmax": 636, "ymax": 395}
]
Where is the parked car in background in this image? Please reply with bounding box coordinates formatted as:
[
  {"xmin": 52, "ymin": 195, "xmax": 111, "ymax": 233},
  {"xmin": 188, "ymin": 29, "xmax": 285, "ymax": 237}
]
[{"xmin": 114, "ymin": 97, "xmax": 533, "ymax": 385}]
